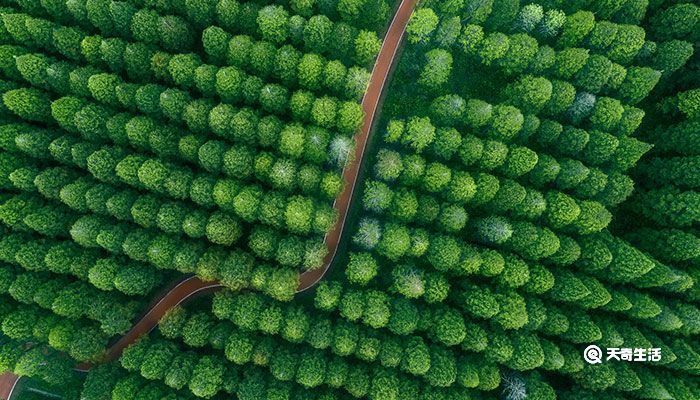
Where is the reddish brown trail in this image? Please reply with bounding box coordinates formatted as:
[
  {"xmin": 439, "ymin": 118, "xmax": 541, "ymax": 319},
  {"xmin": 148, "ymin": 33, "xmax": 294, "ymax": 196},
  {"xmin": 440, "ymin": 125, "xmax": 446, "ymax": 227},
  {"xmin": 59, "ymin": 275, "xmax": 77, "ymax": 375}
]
[
  {"xmin": 0, "ymin": 373, "xmax": 20, "ymax": 400},
  {"xmin": 6, "ymin": 0, "xmax": 418, "ymax": 381}
]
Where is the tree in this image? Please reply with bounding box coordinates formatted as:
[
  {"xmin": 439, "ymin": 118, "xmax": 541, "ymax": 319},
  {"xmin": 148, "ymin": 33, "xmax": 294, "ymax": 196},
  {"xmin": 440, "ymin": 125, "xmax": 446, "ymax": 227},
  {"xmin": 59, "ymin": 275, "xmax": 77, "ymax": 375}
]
[
  {"xmin": 377, "ymin": 223, "xmax": 410, "ymax": 261},
  {"xmin": 678, "ymin": 89, "xmax": 700, "ymax": 119},
  {"xmin": 227, "ymin": 35, "xmax": 253, "ymax": 68},
  {"xmin": 506, "ymin": 332, "xmax": 545, "ymax": 371},
  {"xmin": 130, "ymin": 9, "xmax": 159, "ymax": 45},
  {"xmin": 406, "ymin": 8, "xmax": 438, "ymax": 44},
  {"xmin": 277, "ymin": 123, "xmax": 307, "ymax": 159},
  {"xmin": 422, "ymin": 162, "xmax": 450, "ymax": 193},
  {"xmin": 3, "ymin": 88, "xmax": 51, "ymax": 121},
  {"xmin": 158, "ymin": 15, "xmax": 195, "ymax": 53},
  {"xmin": 478, "ymin": 32, "xmax": 510, "ymax": 66},
  {"xmin": 390, "ymin": 261, "xmax": 426, "ymax": 298},
  {"xmin": 362, "ymin": 290, "xmax": 390, "ymax": 328},
  {"xmin": 140, "ymin": 341, "xmax": 176, "ymax": 380},
  {"xmin": 225, "ymin": 330, "xmax": 255, "ymax": 365},
  {"xmin": 499, "ymin": 33, "xmax": 538, "ymax": 75},
  {"xmin": 487, "ymin": 104, "xmax": 523, "ymax": 141},
  {"xmin": 356, "ymin": 335, "xmax": 380, "ymax": 362},
  {"xmin": 370, "ymin": 368, "xmax": 399, "ymax": 400},
  {"xmin": 419, "ymin": 49, "xmax": 452, "ymax": 90},
  {"xmin": 345, "ymin": 252, "xmax": 378, "ymax": 286},
  {"xmin": 574, "ymin": 363, "xmax": 617, "ymax": 391},
  {"xmin": 627, "ymin": 228, "xmax": 700, "ymax": 263},
  {"xmin": 257, "ymin": 5, "xmax": 289, "ymax": 44},
  {"xmin": 473, "ymin": 215, "xmax": 513, "ymax": 245},
  {"xmin": 401, "ymin": 336, "xmax": 430, "ymax": 375},
  {"xmin": 322, "ymin": 60, "xmax": 347, "ymax": 95},
  {"xmin": 438, "ymin": 204, "xmax": 467, "ymax": 233},
  {"xmin": 387, "ymin": 296, "xmax": 419, "ymax": 336},
  {"xmin": 314, "ymin": 280, "xmax": 342, "ymax": 312},
  {"xmin": 492, "ymin": 291, "xmax": 528, "ymax": 330},
  {"xmin": 215, "ymin": 67, "xmax": 244, "ymax": 103},
  {"xmin": 432, "ymin": 307, "xmax": 466, "ymax": 346},
  {"xmin": 344, "ymin": 362, "xmax": 369, "ymax": 397},
  {"xmin": 352, "ymin": 27, "xmax": 379, "ymax": 66},
  {"xmin": 246, "ymin": 194, "xmax": 275, "ymax": 233},
  {"xmin": 311, "ymin": 96, "xmax": 337, "ymax": 129},
  {"xmin": 558, "ymin": 11, "xmax": 595, "ymax": 47},
  {"xmin": 430, "ymin": 95, "xmax": 465, "ymax": 127},
  {"xmin": 373, "ymin": 149, "xmax": 402, "ymax": 182},
  {"xmin": 13, "ymin": 53, "xmax": 48, "ymax": 90},
  {"xmin": 296, "ymin": 350, "xmax": 326, "ymax": 388},
  {"xmin": 434, "ymin": 16, "xmax": 461, "ymax": 47},
  {"xmin": 298, "ymin": 54, "xmax": 324, "ymax": 90},
  {"xmin": 651, "ymin": 3, "xmax": 700, "ymax": 41},
  {"xmin": 589, "ymin": 97, "xmax": 624, "ymax": 131},
  {"xmin": 571, "ymin": 55, "xmax": 612, "ymax": 95},
  {"xmin": 424, "ymin": 346, "xmax": 457, "ymax": 387},
  {"xmin": 285, "ymin": 196, "xmax": 314, "ymax": 234},
  {"xmin": 319, "ymin": 172, "xmax": 342, "ymax": 200},
  {"xmin": 537, "ymin": 9, "xmax": 565, "ymax": 38},
  {"xmin": 339, "ymin": 289, "xmax": 365, "ymax": 322},
  {"xmin": 321, "ymin": 22, "xmax": 352, "ymax": 63},
  {"xmin": 165, "ymin": 354, "xmax": 196, "ymax": 390},
  {"xmin": 387, "ymin": 188, "xmax": 416, "ymax": 223},
  {"xmin": 345, "ymin": 66, "xmax": 370, "ymax": 100},
  {"xmin": 289, "ymin": 0, "xmax": 314, "ymax": 16},
  {"xmin": 201, "ymin": 27, "xmax": 229, "ymax": 64},
  {"xmin": 180, "ymin": 312, "xmax": 213, "ymax": 348},
  {"xmin": 606, "ymin": 25, "xmax": 645, "ymax": 65},
  {"xmin": 189, "ymin": 356, "xmax": 225, "ymax": 398},
  {"xmin": 505, "ymin": 75, "xmax": 552, "ymax": 113},
  {"xmin": 544, "ymin": 191, "xmax": 581, "ymax": 229},
  {"xmin": 304, "ymin": 15, "xmax": 332, "ymax": 53},
  {"xmin": 571, "ymin": 200, "xmax": 611, "ymax": 234},
  {"xmin": 399, "ymin": 117, "xmax": 434, "ymax": 154},
  {"xmin": 258, "ymin": 84, "xmax": 288, "ymax": 114},
  {"xmin": 274, "ymin": 235, "xmax": 302, "ymax": 267},
  {"xmin": 336, "ymin": 102, "xmax": 364, "ymax": 135}
]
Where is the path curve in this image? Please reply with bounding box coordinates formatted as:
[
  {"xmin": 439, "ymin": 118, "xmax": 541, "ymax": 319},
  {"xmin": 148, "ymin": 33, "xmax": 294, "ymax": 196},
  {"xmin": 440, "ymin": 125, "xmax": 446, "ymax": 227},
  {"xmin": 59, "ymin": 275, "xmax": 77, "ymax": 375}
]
[
  {"xmin": 0, "ymin": 373, "xmax": 20, "ymax": 400},
  {"xmin": 73, "ymin": 0, "xmax": 417, "ymax": 374}
]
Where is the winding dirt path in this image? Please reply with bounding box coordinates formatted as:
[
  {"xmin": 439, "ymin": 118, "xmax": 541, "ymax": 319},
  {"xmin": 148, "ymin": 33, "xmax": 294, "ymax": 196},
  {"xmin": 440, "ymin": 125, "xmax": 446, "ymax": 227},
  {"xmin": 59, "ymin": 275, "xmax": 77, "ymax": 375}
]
[{"xmin": 10, "ymin": 0, "xmax": 418, "ymax": 379}]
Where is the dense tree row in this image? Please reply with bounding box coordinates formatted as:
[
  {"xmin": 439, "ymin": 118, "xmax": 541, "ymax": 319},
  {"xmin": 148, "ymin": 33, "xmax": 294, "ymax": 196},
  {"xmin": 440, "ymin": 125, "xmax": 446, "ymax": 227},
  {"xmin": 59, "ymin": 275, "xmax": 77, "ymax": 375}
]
[
  {"xmin": 0, "ymin": 295, "xmax": 108, "ymax": 362},
  {"xmin": 0, "ymin": 225, "xmax": 160, "ymax": 296},
  {"xmin": 82, "ymin": 364, "xmax": 204, "ymax": 400},
  {"xmin": 1, "ymin": 121, "xmax": 337, "ymax": 242},
  {"xmin": 0, "ymin": 90, "xmax": 338, "ymax": 259},
  {"xmin": 3, "ymin": 1, "xmax": 378, "ymax": 101},
  {"xmin": 0, "ymin": 333, "xmax": 82, "ymax": 391},
  {"xmin": 0, "ymin": 44, "xmax": 354, "ymax": 190},
  {"xmin": 6, "ymin": 0, "xmax": 386, "ymax": 64},
  {"xmin": 1, "ymin": 187, "xmax": 301, "ymax": 299},
  {"xmin": 1, "ymin": 142, "xmax": 327, "ymax": 279},
  {"xmin": 0, "ymin": 45, "xmax": 364, "ymax": 139},
  {"xmin": 156, "ymin": 301, "xmax": 479, "ymax": 396}
]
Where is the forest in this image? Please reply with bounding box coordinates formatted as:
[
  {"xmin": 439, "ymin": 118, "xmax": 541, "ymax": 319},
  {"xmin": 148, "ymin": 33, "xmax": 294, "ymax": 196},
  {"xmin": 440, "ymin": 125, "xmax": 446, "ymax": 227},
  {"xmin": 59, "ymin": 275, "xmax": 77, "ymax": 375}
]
[{"xmin": 0, "ymin": 0, "xmax": 698, "ymax": 398}]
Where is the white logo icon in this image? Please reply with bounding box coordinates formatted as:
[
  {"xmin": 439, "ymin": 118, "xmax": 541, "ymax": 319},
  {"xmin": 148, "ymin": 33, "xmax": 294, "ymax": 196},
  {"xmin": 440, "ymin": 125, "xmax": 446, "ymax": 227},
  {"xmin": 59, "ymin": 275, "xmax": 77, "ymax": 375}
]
[{"xmin": 583, "ymin": 345, "xmax": 603, "ymax": 364}]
